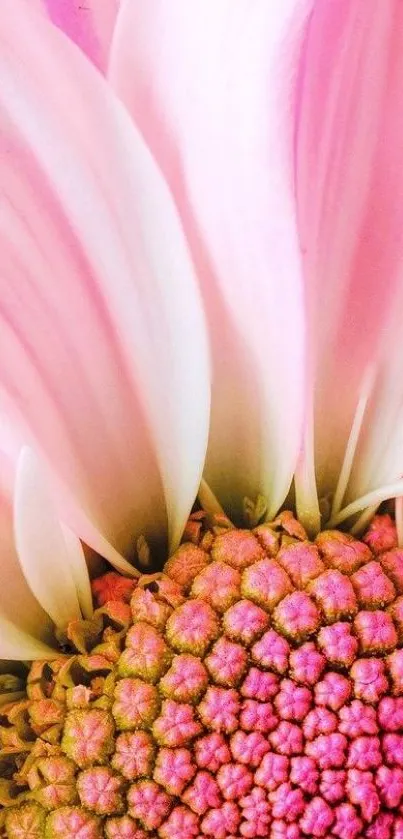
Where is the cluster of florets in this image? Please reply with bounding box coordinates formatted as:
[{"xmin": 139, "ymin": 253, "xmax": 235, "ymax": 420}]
[{"xmin": 1, "ymin": 512, "xmax": 403, "ymax": 838}]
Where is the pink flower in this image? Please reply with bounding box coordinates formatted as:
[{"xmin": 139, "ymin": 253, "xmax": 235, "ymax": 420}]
[
  {"xmin": 26, "ymin": 0, "xmax": 118, "ymax": 70},
  {"xmin": 0, "ymin": 0, "xmax": 210, "ymax": 659},
  {"xmin": 1, "ymin": 0, "xmax": 403, "ymax": 662},
  {"xmin": 108, "ymin": 0, "xmax": 403, "ymax": 537}
]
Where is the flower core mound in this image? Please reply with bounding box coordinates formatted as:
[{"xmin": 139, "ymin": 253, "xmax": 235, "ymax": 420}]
[{"xmin": 2, "ymin": 513, "xmax": 403, "ymax": 838}]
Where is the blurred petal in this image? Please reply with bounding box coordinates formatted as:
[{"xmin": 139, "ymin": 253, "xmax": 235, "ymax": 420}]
[
  {"xmin": 295, "ymin": 0, "xmax": 403, "ymax": 514},
  {"xmin": 0, "ymin": 449, "xmax": 53, "ymax": 647},
  {"xmin": 0, "ymin": 617, "xmax": 54, "ymax": 661},
  {"xmin": 62, "ymin": 525, "xmax": 93, "ymax": 619},
  {"xmin": 0, "ymin": 1, "xmax": 210, "ymax": 558},
  {"xmin": 14, "ymin": 448, "xmax": 83, "ymax": 630},
  {"xmin": 26, "ymin": 0, "xmax": 118, "ymax": 70},
  {"xmin": 0, "ymin": 693, "xmax": 25, "ymax": 706},
  {"xmin": 110, "ymin": 0, "xmax": 309, "ymax": 522}
]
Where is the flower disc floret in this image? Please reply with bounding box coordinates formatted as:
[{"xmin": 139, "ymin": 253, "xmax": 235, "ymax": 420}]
[{"xmin": 3, "ymin": 515, "xmax": 403, "ymax": 838}]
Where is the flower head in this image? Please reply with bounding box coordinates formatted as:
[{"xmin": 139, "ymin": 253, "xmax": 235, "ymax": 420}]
[
  {"xmin": 2, "ymin": 518, "xmax": 403, "ymax": 837},
  {"xmin": 1, "ymin": 2, "xmax": 403, "ymax": 836}
]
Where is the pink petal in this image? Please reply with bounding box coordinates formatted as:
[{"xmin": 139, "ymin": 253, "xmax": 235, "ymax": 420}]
[
  {"xmin": 109, "ymin": 0, "xmax": 310, "ymax": 521},
  {"xmin": 62, "ymin": 524, "xmax": 93, "ymax": 620},
  {"xmin": 295, "ymin": 0, "xmax": 403, "ymax": 512},
  {"xmin": 26, "ymin": 0, "xmax": 118, "ymax": 70},
  {"xmin": 0, "ymin": 2, "xmax": 210, "ymax": 558},
  {"xmin": 14, "ymin": 448, "xmax": 85, "ymax": 630},
  {"xmin": 0, "ymin": 449, "xmax": 54, "ymax": 655},
  {"xmin": 0, "ymin": 617, "xmax": 55, "ymax": 661}
]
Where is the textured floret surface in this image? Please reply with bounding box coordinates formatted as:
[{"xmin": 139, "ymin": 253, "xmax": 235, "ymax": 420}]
[{"xmin": 2, "ymin": 512, "xmax": 403, "ymax": 838}]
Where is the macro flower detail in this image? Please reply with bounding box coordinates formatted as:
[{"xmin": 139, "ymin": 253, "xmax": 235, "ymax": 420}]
[
  {"xmin": 2, "ymin": 1, "xmax": 403, "ymax": 838},
  {"xmin": 1, "ymin": 516, "xmax": 403, "ymax": 837}
]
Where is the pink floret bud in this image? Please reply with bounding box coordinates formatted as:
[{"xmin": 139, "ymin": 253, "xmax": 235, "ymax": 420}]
[
  {"xmin": 269, "ymin": 782, "xmax": 305, "ymax": 821},
  {"xmin": 240, "ymin": 667, "xmax": 279, "ymax": 701},
  {"xmin": 299, "ymin": 796, "xmax": 334, "ymax": 837},
  {"xmin": 254, "ymin": 751, "xmax": 289, "ymax": 791},
  {"xmin": 191, "ymin": 561, "xmax": 241, "ymax": 613},
  {"xmin": 240, "ymin": 699, "xmax": 278, "ymax": 733},
  {"xmin": 182, "ymin": 771, "xmax": 221, "ymax": 815},
  {"xmin": 338, "ymin": 700, "xmax": 379, "ymax": 738},
  {"xmin": 198, "ymin": 687, "xmax": 240, "ymax": 733},
  {"xmin": 269, "ymin": 721, "xmax": 304, "ymax": 756},
  {"xmin": 314, "ymin": 671, "xmax": 351, "ymax": 711},
  {"xmin": 271, "ymin": 821, "xmax": 302, "ymax": 839},
  {"xmin": 230, "ymin": 730, "xmax": 270, "ymax": 767},
  {"xmin": 363, "ymin": 513, "xmax": 398, "ymax": 554},
  {"xmin": 212, "ymin": 529, "xmax": 265, "ymax": 569},
  {"xmin": 332, "ymin": 803, "xmax": 363, "ymax": 839},
  {"xmin": 92, "ymin": 572, "xmax": 136, "ymax": 607},
  {"xmin": 76, "ymin": 766, "xmax": 125, "ymax": 815},
  {"xmin": 380, "ymin": 548, "xmax": 403, "ymax": 594},
  {"xmin": 387, "ymin": 648, "xmax": 403, "ymax": 694},
  {"xmin": 290, "ymin": 755, "xmax": 319, "ymax": 794},
  {"xmin": 309, "ymin": 569, "xmax": 357, "ymax": 621},
  {"xmin": 166, "ymin": 600, "xmax": 219, "ymax": 656},
  {"xmin": 302, "ymin": 706, "xmax": 338, "ymax": 740},
  {"xmin": 217, "ymin": 763, "xmax": 254, "ymax": 800},
  {"xmin": 317, "ymin": 622, "xmax": 358, "ymax": 667},
  {"xmin": 351, "ymin": 560, "xmax": 396, "ymax": 608},
  {"xmin": 158, "ymin": 805, "xmax": 199, "ymax": 839},
  {"xmin": 153, "ymin": 747, "xmax": 196, "ymax": 796},
  {"xmin": 289, "ymin": 642, "xmax": 325, "ymax": 686},
  {"xmin": 127, "ymin": 780, "xmax": 172, "ymax": 830},
  {"xmin": 200, "ymin": 802, "xmax": 241, "ymax": 838},
  {"xmin": 239, "ymin": 786, "xmax": 271, "ymax": 837},
  {"xmin": 152, "ymin": 700, "xmax": 202, "ymax": 746},
  {"xmin": 223, "ymin": 599, "xmax": 269, "ymax": 645},
  {"xmin": 319, "ymin": 770, "xmax": 346, "ymax": 804},
  {"xmin": 205, "ymin": 637, "xmax": 247, "ymax": 686},
  {"xmin": 274, "ymin": 678, "xmax": 312, "ymax": 721},
  {"xmin": 375, "ymin": 765, "xmax": 403, "ymax": 808},
  {"xmin": 378, "ymin": 696, "xmax": 403, "ymax": 731},
  {"xmin": 305, "ymin": 733, "xmax": 347, "ymax": 769},
  {"xmin": 350, "ymin": 656, "xmax": 388, "ymax": 703},
  {"xmin": 366, "ymin": 812, "xmax": 395, "ymax": 839},
  {"xmin": 346, "ymin": 769, "xmax": 380, "ymax": 822},
  {"xmin": 251, "ymin": 629, "xmax": 290, "ymax": 674},
  {"xmin": 347, "ymin": 735, "xmax": 382, "ymax": 770},
  {"xmin": 194, "ymin": 732, "xmax": 231, "ymax": 772},
  {"xmin": 241, "ymin": 559, "xmax": 292, "ymax": 610},
  {"xmin": 273, "ymin": 591, "xmax": 320, "ymax": 640},
  {"xmin": 276, "ymin": 542, "xmax": 324, "ymax": 588},
  {"xmin": 382, "ymin": 732, "xmax": 403, "ymax": 767},
  {"xmin": 354, "ymin": 610, "xmax": 398, "ymax": 653}
]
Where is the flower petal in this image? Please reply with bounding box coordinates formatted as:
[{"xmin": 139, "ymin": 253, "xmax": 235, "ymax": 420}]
[
  {"xmin": 295, "ymin": 0, "xmax": 403, "ymax": 514},
  {"xmin": 0, "ymin": 2, "xmax": 210, "ymax": 558},
  {"xmin": 62, "ymin": 525, "xmax": 93, "ymax": 620},
  {"xmin": 0, "ymin": 449, "xmax": 53, "ymax": 647},
  {"xmin": 109, "ymin": 0, "xmax": 309, "ymax": 522},
  {"xmin": 0, "ymin": 617, "xmax": 54, "ymax": 661},
  {"xmin": 27, "ymin": 0, "xmax": 118, "ymax": 70},
  {"xmin": 14, "ymin": 448, "xmax": 83, "ymax": 630}
]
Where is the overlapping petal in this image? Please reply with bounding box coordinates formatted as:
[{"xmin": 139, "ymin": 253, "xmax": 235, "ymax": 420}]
[
  {"xmin": 109, "ymin": 0, "xmax": 310, "ymax": 523},
  {"xmin": 0, "ymin": 1, "xmax": 210, "ymax": 561},
  {"xmin": 0, "ymin": 436, "xmax": 64, "ymax": 660},
  {"xmin": 0, "ymin": 437, "xmax": 96, "ymax": 660},
  {"xmin": 14, "ymin": 448, "xmax": 91, "ymax": 629},
  {"xmin": 294, "ymin": 0, "xmax": 403, "ymax": 525},
  {"xmin": 0, "ymin": 447, "xmax": 54, "ymax": 659},
  {"xmin": 25, "ymin": 0, "xmax": 118, "ymax": 70}
]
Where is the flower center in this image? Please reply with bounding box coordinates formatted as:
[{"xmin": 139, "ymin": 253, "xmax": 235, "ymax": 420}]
[{"xmin": 1, "ymin": 512, "xmax": 403, "ymax": 839}]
